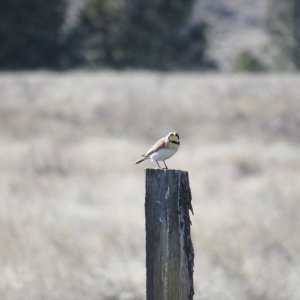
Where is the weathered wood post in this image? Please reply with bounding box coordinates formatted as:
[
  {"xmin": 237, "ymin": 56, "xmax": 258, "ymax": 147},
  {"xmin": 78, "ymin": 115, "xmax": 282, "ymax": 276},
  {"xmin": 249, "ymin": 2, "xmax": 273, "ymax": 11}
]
[{"xmin": 145, "ymin": 169, "xmax": 194, "ymax": 300}]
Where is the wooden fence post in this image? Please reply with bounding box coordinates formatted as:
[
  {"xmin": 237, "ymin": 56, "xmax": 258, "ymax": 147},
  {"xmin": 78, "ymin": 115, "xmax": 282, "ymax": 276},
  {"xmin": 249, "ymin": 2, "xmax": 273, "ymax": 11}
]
[{"xmin": 145, "ymin": 169, "xmax": 194, "ymax": 300}]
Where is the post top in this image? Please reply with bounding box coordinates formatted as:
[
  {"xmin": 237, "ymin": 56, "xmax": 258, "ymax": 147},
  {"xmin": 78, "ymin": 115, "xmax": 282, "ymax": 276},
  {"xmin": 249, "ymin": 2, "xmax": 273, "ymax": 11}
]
[{"xmin": 145, "ymin": 168, "xmax": 188, "ymax": 175}]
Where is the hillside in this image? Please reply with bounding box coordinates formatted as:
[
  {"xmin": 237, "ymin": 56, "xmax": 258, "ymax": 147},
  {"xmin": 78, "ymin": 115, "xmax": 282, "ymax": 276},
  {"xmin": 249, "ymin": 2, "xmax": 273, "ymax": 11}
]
[{"xmin": 193, "ymin": 0, "xmax": 270, "ymax": 70}]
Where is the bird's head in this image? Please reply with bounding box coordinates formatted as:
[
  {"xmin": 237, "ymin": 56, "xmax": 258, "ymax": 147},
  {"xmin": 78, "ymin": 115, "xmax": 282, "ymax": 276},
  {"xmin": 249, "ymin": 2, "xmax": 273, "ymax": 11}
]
[{"xmin": 167, "ymin": 131, "xmax": 180, "ymax": 143}]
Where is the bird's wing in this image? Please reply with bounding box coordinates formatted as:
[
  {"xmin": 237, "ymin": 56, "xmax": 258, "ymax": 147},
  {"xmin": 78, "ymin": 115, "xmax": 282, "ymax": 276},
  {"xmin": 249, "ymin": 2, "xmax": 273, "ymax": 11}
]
[{"xmin": 144, "ymin": 137, "xmax": 166, "ymax": 158}]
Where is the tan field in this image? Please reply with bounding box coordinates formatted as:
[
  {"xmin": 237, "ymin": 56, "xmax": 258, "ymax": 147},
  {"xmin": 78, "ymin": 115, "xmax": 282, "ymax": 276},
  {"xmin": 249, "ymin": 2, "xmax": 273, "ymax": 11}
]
[{"xmin": 0, "ymin": 71, "xmax": 300, "ymax": 300}]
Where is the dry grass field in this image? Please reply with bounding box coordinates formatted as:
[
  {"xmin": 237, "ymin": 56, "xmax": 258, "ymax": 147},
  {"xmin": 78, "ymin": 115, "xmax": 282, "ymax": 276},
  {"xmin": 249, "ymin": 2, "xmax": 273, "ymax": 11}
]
[{"xmin": 0, "ymin": 71, "xmax": 300, "ymax": 300}]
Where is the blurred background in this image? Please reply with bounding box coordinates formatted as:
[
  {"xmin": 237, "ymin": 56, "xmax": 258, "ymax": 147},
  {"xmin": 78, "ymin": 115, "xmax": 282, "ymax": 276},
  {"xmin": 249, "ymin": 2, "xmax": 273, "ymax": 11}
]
[{"xmin": 1, "ymin": 0, "xmax": 300, "ymax": 299}]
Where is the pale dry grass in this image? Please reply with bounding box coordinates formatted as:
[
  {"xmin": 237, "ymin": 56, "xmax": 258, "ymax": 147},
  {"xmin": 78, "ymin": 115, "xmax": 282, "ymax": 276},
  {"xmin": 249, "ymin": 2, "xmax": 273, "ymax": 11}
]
[{"xmin": 0, "ymin": 71, "xmax": 300, "ymax": 300}]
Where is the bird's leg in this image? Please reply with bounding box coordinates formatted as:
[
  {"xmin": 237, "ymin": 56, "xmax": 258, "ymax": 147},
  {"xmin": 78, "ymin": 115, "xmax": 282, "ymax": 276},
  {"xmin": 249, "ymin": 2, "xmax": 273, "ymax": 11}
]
[
  {"xmin": 156, "ymin": 161, "xmax": 162, "ymax": 169},
  {"xmin": 162, "ymin": 161, "xmax": 168, "ymax": 169}
]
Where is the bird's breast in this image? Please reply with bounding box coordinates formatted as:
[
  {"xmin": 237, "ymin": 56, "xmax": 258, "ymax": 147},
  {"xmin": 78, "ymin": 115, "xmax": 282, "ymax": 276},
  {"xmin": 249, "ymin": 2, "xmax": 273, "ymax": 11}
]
[{"xmin": 149, "ymin": 146, "xmax": 178, "ymax": 161}]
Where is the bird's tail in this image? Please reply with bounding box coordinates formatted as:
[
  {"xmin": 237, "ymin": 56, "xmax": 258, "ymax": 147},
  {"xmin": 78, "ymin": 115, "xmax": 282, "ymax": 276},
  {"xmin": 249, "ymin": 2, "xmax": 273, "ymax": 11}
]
[{"xmin": 135, "ymin": 156, "xmax": 146, "ymax": 164}]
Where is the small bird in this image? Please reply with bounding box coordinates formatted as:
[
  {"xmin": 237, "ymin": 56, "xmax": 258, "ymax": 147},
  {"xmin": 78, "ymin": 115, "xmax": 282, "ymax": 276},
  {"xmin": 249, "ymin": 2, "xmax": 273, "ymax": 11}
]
[{"xmin": 135, "ymin": 132, "xmax": 180, "ymax": 169}]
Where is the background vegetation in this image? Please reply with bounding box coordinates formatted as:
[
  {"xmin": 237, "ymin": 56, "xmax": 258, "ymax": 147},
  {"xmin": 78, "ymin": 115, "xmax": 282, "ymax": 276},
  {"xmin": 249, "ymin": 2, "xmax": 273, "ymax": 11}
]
[
  {"xmin": 266, "ymin": 0, "xmax": 300, "ymax": 70},
  {"xmin": 79, "ymin": 0, "xmax": 210, "ymax": 69},
  {"xmin": 0, "ymin": 0, "xmax": 209, "ymax": 70},
  {"xmin": 0, "ymin": 0, "xmax": 67, "ymax": 69},
  {"xmin": 0, "ymin": 71, "xmax": 300, "ymax": 300},
  {"xmin": 0, "ymin": 0, "xmax": 300, "ymax": 70}
]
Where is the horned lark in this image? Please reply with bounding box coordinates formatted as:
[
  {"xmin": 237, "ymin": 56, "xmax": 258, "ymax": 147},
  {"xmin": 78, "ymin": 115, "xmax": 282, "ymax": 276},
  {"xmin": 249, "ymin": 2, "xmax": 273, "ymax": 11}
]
[{"xmin": 135, "ymin": 132, "xmax": 180, "ymax": 169}]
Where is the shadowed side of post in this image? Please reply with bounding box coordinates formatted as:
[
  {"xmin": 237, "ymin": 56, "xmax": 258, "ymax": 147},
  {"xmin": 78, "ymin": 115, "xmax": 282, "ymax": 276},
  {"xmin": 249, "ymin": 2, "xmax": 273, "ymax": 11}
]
[{"xmin": 145, "ymin": 169, "xmax": 194, "ymax": 300}]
